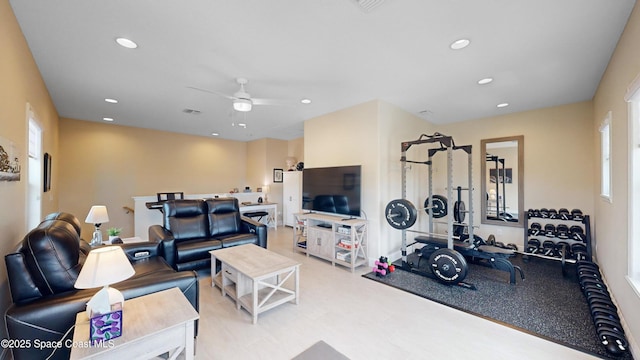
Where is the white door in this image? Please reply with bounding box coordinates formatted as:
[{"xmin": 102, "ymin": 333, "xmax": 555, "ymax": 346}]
[
  {"xmin": 282, "ymin": 171, "xmax": 302, "ymax": 226},
  {"xmin": 27, "ymin": 114, "xmax": 42, "ymax": 230}
]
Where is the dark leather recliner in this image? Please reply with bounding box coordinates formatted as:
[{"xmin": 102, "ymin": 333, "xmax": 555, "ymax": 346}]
[
  {"xmin": 4, "ymin": 213, "xmax": 199, "ymax": 360},
  {"xmin": 149, "ymin": 197, "xmax": 267, "ymax": 272}
]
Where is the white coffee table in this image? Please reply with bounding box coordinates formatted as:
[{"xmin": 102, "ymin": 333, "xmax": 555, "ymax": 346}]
[
  {"xmin": 69, "ymin": 287, "xmax": 198, "ymax": 360},
  {"xmin": 210, "ymin": 244, "xmax": 300, "ymax": 324}
]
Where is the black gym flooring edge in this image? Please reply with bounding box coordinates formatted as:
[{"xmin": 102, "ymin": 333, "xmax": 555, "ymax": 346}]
[{"xmin": 362, "ymin": 252, "xmax": 633, "ymax": 360}]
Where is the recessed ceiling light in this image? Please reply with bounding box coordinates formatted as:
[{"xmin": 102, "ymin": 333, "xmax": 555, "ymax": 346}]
[
  {"xmin": 478, "ymin": 78, "xmax": 493, "ymax": 85},
  {"xmin": 497, "ymin": 103, "xmax": 509, "ymax": 108},
  {"xmin": 211, "ymin": 132, "xmax": 219, "ymax": 136},
  {"xmin": 103, "ymin": 117, "xmax": 114, "ymax": 122},
  {"xmin": 450, "ymin": 38, "xmax": 470, "ymax": 50},
  {"xmin": 105, "ymin": 98, "xmax": 118, "ymax": 104},
  {"xmin": 116, "ymin": 37, "xmax": 138, "ymax": 49},
  {"xmin": 301, "ymin": 98, "xmax": 312, "ymax": 104}
]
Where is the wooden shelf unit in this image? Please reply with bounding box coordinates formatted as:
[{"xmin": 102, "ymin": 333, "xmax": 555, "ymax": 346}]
[{"xmin": 293, "ymin": 212, "xmax": 368, "ymax": 272}]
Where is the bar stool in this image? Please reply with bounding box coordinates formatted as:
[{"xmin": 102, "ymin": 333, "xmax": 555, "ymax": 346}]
[{"xmin": 243, "ymin": 211, "xmax": 269, "ymax": 224}]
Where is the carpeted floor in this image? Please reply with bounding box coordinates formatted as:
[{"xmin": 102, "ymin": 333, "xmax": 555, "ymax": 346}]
[{"xmin": 363, "ymin": 252, "xmax": 633, "ymax": 360}]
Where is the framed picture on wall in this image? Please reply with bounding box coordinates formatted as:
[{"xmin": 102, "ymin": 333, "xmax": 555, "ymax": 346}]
[
  {"xmin": 273, "ymin": 168, "xmax": 283, "ymax": 183},
  {"xmin": 43, "ymin": 152, "xmax": 52, "ymax": 192}
]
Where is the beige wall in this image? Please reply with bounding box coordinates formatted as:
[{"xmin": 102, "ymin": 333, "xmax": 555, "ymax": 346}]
[
  {"xmin": 59, "ymin": 118, "xmax": 249, "ymax": 238},
  {"xmin": 592, "ymin": 0, "xmax": 640, "ymax": 354},
  {"xmin": 436, "ymin": 102, "xmax": 595, "ymax": 246},
  {"xmin": 288, "ymin": 137, "xmax": 304, "ymax": 166},
  {"xmin": 305, "ymin": 100, "xmax": 432, "ymax": 260},
  {"xmin": 0, "ymin": 0, "xmax": 60, "ymax": 348},
  {"xmin": 247, "ymin": 138, "xmax": 289, "ymax": 221}
]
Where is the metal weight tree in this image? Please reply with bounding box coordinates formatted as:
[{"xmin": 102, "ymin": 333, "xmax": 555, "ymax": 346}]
[{"xmin": 399, "ymin": 133, "xmax": 473, "ymax": 266}]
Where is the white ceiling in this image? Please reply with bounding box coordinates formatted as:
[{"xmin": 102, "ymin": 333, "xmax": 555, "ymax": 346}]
[{"xmin": 9, "ymin": 0, "xmax": 636, "ymax": 142}]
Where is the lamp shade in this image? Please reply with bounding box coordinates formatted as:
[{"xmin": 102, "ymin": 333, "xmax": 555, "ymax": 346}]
[
  {"xmin": 75, "ymin": 246, "xmax": 135, "ymax": 289},
  {"xmin": 233, "ymin": 98, "xmax": 252, "ymax": 112},
  {"xmin": 85, "ymin": 205, "xmax": 109, "ymax": 224}
]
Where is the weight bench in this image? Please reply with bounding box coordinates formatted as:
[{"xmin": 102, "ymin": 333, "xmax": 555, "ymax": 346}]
[
  {"xmin": 243, "ymin": 211, "xmax": 269, "ymax": 223},
  {"xmin": 413, "ymin": 235, "xmax": 523, "ymax": 284}
]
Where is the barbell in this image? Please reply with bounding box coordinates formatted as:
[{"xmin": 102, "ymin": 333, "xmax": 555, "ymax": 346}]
[{"xmin": 385, "ymin": 196, "xmax": 467, "ymax": 230}]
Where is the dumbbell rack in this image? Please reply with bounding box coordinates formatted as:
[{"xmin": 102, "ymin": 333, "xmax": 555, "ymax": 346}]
[{"xmin": 523, "ymin": 209, "xmax": 592, "ymax": 274}]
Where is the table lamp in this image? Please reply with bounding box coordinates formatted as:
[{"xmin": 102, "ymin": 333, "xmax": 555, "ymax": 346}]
[
  {"xmin": 75, "ymin": 246, "xmax": 135, "ymax": 317},
  {"xmin": 85, "ymin": 205, "xmax": 109, "ymax": 246}
]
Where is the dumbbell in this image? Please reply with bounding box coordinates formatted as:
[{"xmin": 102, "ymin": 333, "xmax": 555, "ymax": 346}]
[
  {"xmin": 555, "ymin": 242, "xmax": 570, "ymax": 258},
  {"xmin": 570, "ymin": 225, "xmax": 585, "ymax": 242},
  {"xmin": 526, "ymin": 239, "xmax": 541, "ymax": 254},
  {"xmin": 529, "ymin": 222, "xmax": 542, "ymax": 236},
  {"xmin": 539, "ymin": 208, "xmax": 549, "ymax": 218},
  {"xmin": 544, "ymin": 223, "xmax": 556, "ymax": 237},
  {"xmin": 548, "ymin": 208, "xmax": 558, "ymax": 219},
  {"xmin": 558, "ymin": 208, "xmax": 570, "ymax": 220},
  {"xmin": 555, "ymin": 224, "xmax": 570, "ymax": 239},
  {"xmin": 571, "ymin": 208, "xmax": 584, "ymax": 221},
  {"xmin": 541, "ymin": 240, "xmax": 556, "ymax": 256},
  {"xmin": 572, "ymin": 243, "xmax": 588, "ymax": 261}
]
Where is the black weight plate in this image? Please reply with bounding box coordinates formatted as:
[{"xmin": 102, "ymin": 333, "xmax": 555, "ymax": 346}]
[
  {"xmin": 429, "ymin": 248, "xmax": 468, "ymax": 284},
  {"xmin": 425, "ymin": 195, "xmax": 448, "ymax": 218},
  {"xmin": 591, "ymin": 306, "xmax": 621, "ymax": 321},
  {"xmin": 385, "ymin": 199, "xmax": 418, "ymax": 230},
  {"xmin": 454, "ymin": 200, "xmax": 466, "ymax": 223}
]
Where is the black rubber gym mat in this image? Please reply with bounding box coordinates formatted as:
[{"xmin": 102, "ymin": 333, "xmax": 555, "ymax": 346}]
[{"xmin": 363, "ymin": 253, "xmax": 633, "ymax": 360}]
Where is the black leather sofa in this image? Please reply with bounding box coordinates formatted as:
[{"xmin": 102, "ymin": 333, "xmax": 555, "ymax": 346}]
[
  {"xmin": 148, "ymin": 197, "xmax": 267, "ymax": 272},
  {"xmin": 4, "ymin": 212, "xmax": 199, "ymax": 360}
]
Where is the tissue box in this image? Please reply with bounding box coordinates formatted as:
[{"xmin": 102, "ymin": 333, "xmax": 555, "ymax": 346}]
[{"xmin": 89, "ymin": 303, "xmax": 123, "ymax": 344}]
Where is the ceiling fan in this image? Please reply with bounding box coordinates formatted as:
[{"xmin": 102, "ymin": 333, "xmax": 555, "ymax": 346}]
[{"xmin": 188, "ymin": 78, "xmax": 288, "ymax": 112}]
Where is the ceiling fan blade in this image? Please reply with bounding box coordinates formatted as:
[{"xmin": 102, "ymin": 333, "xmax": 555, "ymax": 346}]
[
  {"xmin": 251, "ymin": 98, "xmax": 296, "ymax": 106},
  {"xmin": 187, "ymin": 86, "xmax": 236, "ymax": 100}
]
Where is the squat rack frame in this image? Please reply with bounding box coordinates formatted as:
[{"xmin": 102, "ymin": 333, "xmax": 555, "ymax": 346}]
[
  {"xmin": 399, "ymin": 133, "xmax": 473, "ymax": 265},
  {"xmin": 485, "ymin": 154, "xmax": 506, "ymax": 221}
]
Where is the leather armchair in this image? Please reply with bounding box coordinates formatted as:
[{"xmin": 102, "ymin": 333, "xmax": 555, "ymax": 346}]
[
  {"xmin": 4, "ymin": 214, "xmax": 199, "ymax": 360},
  {"xmin": 149, "ymin": 197, "xmax": 267, "ymax": 272}
]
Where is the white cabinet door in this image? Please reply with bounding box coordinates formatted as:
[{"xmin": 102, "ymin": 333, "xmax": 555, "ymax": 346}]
[{"xmin": 283, "ymin": 171, "xmax": 302, "ymax": 226}]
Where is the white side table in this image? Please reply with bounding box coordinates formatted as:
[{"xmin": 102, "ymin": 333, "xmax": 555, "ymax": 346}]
[{"xmin": 70, "ymin": 287, "xmax": 198, "ymax": 360}]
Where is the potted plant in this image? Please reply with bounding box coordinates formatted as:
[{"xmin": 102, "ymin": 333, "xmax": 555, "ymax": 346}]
[{"xmin": 107, "ymin": 227, "xmax": 122, "ymax": 244}]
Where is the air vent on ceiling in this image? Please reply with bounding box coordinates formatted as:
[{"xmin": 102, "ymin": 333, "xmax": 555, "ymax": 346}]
[
  {"xmin": 183, "ymin": 108, "xmax": 201, "ymax": 115},
  {"xmin": 351, "ymin": 0, "xmax": 385, "ymax": 13}
]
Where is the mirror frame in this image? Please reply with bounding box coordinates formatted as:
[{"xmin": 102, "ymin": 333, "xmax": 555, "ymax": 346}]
[{"xmin": 480, "ymin": 135, "xmax": 525, "ymax": 228}]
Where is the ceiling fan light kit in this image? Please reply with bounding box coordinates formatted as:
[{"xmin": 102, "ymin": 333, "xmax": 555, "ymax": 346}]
[{"xmin": 233, "ymin": 98, "xmax": 252, "ymax": 112}]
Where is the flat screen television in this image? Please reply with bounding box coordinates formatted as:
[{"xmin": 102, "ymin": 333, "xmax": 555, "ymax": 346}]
[{"xmin": 302, "ymin": 165, "xmax": 361, "ymax": 217}]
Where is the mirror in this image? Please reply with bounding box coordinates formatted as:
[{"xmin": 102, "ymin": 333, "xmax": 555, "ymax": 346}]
[{"xmin": 480, "ymin": 135, "xmax": 524, "ymax": 227}]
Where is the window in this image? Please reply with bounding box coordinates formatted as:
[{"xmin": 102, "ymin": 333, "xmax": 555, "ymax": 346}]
[
  {"xmin": 600, "ymin": 111, "xmax": 612, "ymax": 202},
  {"xmin": 626, "ymin": 74, "xmax": 640, "ymax": 294}
]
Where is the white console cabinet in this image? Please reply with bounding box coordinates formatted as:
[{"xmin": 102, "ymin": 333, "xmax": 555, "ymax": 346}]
[{"xmin": 293, "ymin": 212, "xmax": 367, "ymax": 272}]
